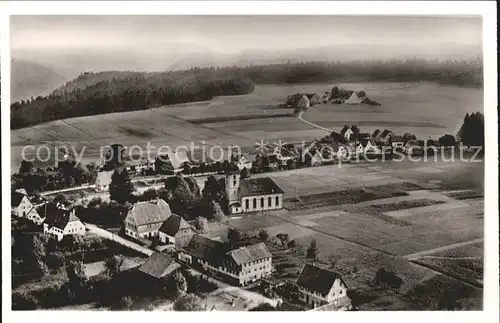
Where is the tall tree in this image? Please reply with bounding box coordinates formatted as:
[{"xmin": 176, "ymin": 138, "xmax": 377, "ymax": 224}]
[
  {"xmin": 109, "ymin": 167, "xmax": 134, "ymax": 204},
  {"xmin": 173, "ymin": 294, "xmax": 205, "ymax": 311},
  {"xmin": 306, "ymin": 239, "xmax": 319, "ymax": 261}
]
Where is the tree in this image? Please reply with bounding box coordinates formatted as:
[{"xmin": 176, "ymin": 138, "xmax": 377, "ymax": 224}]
[
  {"xmin": 276, "ymin": 233, "xmax": 289, "ymax": 249},
  {"xmin": 141, "ymin": 188, "xmax": 159, "ymax": 201},
  {"xmin": 173, "ymin": 271, "xmax": 188, "ymax": 296},
  {"xmin": 258, "ymin": 229, "xmax": 270, "ymax": 242},
  {"xmin": 374, "ymin": 268, "xmax": 403, "ymax": 291},
  {"xmin": 19, "ymin": 160, "xmax": 34, "ymax": 174},
  {"xmin": 249, "ymin": 303, "xmax": 277, "ymax": 311},
  {"xmin": 183, "ymin": 163, "xmax": 192, "ymax": 175},
  {"xmin": 286, "ymin": 159, "xmax": 297, "ymax": 170},
  {"xmin": 438, "ymin": 134, "xmax": 456, "ymax": 147},
  {"xmin": 207, "ymin": 200, "xmax": 225, "ymax": 221},
  {"xmin": 457, "ymin": 111, "xmax": 484, "ymax": 148},
  {"xmin": 109, "ymin": 168, "xmax": 134, "ymax": 204},
  {"xmin": 173, "ymin": 293, "xmax": 205, "ymax": 311},
  {"xmin": 330, "ymin": 86, "xmax": 340, "ymax": 99},
  {"xmin": 306, "ymin": 239, "xmax": 319, "ymax": 260},
  {"xmin": 104, "ymin": 255, "xmax": 123, "ymax": 278},
  {"xmin": 227, "ymin": 228, "xmax": 243, "ymax": 242},
  {"xmin": 194, "ymin": 217, "xmax": 208, "ymax": 233},
  {"xmin": 357, "ymin": 90, "xmax": 366, "ymax": 98},
  {"xmin": 402, "ymin": 133, "xmax": 417, "ymax": 144},
  {"xmin": 66, "ymin": 260, "xmax": 87, "ymax": 300}
]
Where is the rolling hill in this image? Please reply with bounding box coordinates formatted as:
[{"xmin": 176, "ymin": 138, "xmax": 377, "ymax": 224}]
[{"xmin": 11, "ymin": 59, "xmax": 66, "ymax": 103}]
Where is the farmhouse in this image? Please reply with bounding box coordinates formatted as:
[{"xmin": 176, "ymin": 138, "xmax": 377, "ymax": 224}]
[
  {"xmin": 158, "ymin": 213, "xmax": 196, "ymax": 248},
  {"xmin": 125, "ymin": 158, "xmax": 155, "ymax": 175},
  {"xmin": 354, "ymin": 138, "xmax": 382, "ymax": 156},
  {"xmin": 157, "ymin": 150, "xmax": 191, "ymax": 174},
  {"xmin": 43, "ymin": 205, "xmax": 86, "ymax": 241},
  {"xmin": 138, "ymin": 252, "xmax": 181, "ymax": 280},
  {"xmin": 305, "ymin": 93, "xmax": 321, "ymax": 106},
  {"xmin": 296, "ymin": 264, "xmax": 349, "ymax": 308},
  {"xmin": 95, "ymin": 170, "xmax": 113, "ymax": 191},
  {"xmin": 179, "ymin": 235, "xmax": 273, "ymax": 286},
  {"xmin": 344, "ymin": 92, "xmax": 362, "ymax": 105},
  {"xmin": 12, "ymin": 189, "xmax": 34, "ymax": 218},
  {"xmin": 340, "ymin": 126, "xmax": 354, "ymax": 141},
  {"xmin": 380, "ymin": 129, "xmax": 395, "ymax": 144},
  {"xmin": 305, "ymin": 149, "xmax": 323, "ymax": 167},
  {"xmin": 231, "ymin": 153, "xmax": 253, "ymax": 171},
  {"xmin": 297, "ymin": 95, "xmax": 311, "ymax": 109},
  {"xmin": 124, "ymin": 199, "xmax": 172, "ymax": 239},
  {"xmin": 226, "ymin": 169, "xmax": 284, "ymax": 214}
]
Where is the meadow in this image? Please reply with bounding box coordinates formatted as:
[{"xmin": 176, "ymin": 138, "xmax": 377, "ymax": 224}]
[{"xmin": 10, "ymin": 82, "xmax": 483, "ymax": 173}]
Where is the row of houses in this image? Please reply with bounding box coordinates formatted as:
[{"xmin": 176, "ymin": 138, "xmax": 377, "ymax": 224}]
[{"xmin": 11, "ymin": 188, "xmax": 87, "ymax": 241}]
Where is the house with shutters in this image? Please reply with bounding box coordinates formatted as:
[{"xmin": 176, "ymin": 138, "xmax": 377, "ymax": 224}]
[
  {"xmin": 124, "ymin": 199, "xmax": 172, "ymax": 239},
  {"xmin": 158, "ymin": 213, "xmax": 196, "ymax": 248},
  {"xmin": 296, "ymin": 264, "xmax": 349, "ymax": 308},
  {"xmin": 43, "ymin": 204, "xmax": 86, "ymax": 241},
  {"xmin": 225, "ymin": 169, "xmax": 284, "ymax": 215},
  {"xmin": 179, "ymin": 235, "xmax": 273, "ymax": 286}
]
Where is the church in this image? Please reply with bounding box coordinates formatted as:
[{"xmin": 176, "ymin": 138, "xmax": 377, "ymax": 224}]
[{"xmin": 225, "ymin": 169, "xmax": 284, "ymax": 214}]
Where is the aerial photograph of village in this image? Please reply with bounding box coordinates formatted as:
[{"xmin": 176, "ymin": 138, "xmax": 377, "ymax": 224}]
[{"xmin": 9, "ymin": 14, "xmax": 485, "ymax": 311}]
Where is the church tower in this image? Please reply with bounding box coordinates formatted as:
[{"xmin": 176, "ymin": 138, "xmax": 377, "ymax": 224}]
[{"xmin": 225, "ymin": 168, "xmax": 240, "ymax": 205}]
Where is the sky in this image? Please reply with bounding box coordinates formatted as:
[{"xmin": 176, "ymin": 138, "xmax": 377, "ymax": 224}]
[{"xmin": 11, "ymin": 15, "xmax": 482, "ymax": 54}]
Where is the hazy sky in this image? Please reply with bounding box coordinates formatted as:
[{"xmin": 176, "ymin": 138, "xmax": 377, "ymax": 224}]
[{"xmin": 11, "ymin": 15, "xmax": 482, "ymax": 53}]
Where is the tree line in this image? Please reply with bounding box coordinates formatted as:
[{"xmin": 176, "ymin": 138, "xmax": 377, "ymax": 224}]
[{"xmin": 11, "ymin": 59, "xmax": 482, "ymax": 129}]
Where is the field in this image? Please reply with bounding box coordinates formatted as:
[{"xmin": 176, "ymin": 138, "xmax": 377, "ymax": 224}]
[
  {"xmin": 10, "ymin": 82, "xmax": 482, "ymax": 173},
  {"xmin": 220, "ymin": 158, "xmax": 484, "ymax": 309}
]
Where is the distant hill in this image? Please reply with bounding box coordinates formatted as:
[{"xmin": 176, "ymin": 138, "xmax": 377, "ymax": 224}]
[{"xmin": 11, "ymin": 59, "xmax": 66, "ymax": 102}]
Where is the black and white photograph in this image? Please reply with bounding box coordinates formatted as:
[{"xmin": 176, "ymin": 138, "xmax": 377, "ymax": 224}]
[{"xmin": 2, "ymin": 1, "xmax": 498, "ymax": 316}]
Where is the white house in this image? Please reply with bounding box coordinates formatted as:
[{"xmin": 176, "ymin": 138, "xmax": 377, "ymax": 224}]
[
  {"xmin": 158, "ymin": 213, "xmax": 196, "ymax": 248},
  {"xmin": 11, "ymin": 189, "xmax": 34, "ymax": 218},
  {"xmin": 340, "ymin": 126, "xmax": 354, "ymax": 141},
  {"xmin": 344, "ymin": 92, "xmax": 362, "ymax": 105},
  {"xmin": 124, "ymin": 199, "xmax": 172, "ymax": 239},
  {"xmin": 390, "ymin": 135, "xmax": 405, "ymax": 149},
  {"xmin": 43, "ymin": 206, "xmax": 86, "ymax": 241},
  {"xmin": 296, "ymin": 264, "xmax": 349, "ymax": 308},
  {"xmin": 297, "ymin": 95, "xmax": 311, "ymax": 109},
  {"xmin": 95, "ymin": 170, "xmax": 113, "ymax": 191},
  {"xmin": 226, "ymin": 170, "xmax": 284, "ymax": 215},
  {"xmin": 233, "ymin": 154, "xmax": 253, "ymax": 171}
]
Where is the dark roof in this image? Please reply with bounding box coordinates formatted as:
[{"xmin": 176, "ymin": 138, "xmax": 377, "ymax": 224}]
[
  {"xmin": 159, "ymin": 214, "xmax": 194, "ymax": 236},
  {"xmin": 128, "ymin": 199, "xmax": 171, "ymax": 228},
  {"xmin": 296, "ymin": 264, "xmax": 345, "ymax": 297},
  {"xmin": 380, "ymin": 129, "xmax": 394, "ymax": 138},
  {"xmin": 340, "ymin": 125, "xmax": 350, "ymax": 136},
  {"xmin": 372, "ymin": 129, "xmax": 381, "ymax": 137},
  {"xmin": 138, "ymin": 252, "xmax": 180, "ymax": 278},
  {"xmin": 240, "ymin": 177, "xmax": 284, "ymax": 197},
  {"xmin": 184, "ymin": 235, "xmax": 230, "ymax": 262},
  {"xmin": 305, "ymin": 93, "xmax": 318, "ymax": 100},
  {"xmin": 356, "ymin": 132, "xmax": 371, "ymax": 139},
  {"xmin": 359, "ymin": 138, "xmax": 377, "ymax": 148},
  {"xmin": 44, "ymin": 205, "xmax": 81, "ymax": 230},
  {"xmin": 391, "ymin": 135, "xmax": 403, "ymax": 142},
  {"xmin": 228, "ymin": 243, "xmax": 272, "ymax": 265},
  {"xmin": 12, "ymin": 191, "xmax": 26, "ymax": 207}
]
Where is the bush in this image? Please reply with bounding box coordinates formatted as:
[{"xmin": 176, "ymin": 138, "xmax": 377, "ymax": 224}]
[
  {"xmin": 194, "ymin": 217, "xmax": 208, "ymax": 233},
  {"xmin": 120, "ymin": 296, "xmax": 134, "ymax": 310},
  {"xmin": 173, "ymin": 294, "xmax": 205, "ymax": 311},
  {"xmin": 12, "ymin": 292, "xmax": 40, "ymax": 310},
  {"xmin": 374, "ymin": 268, "xmax": 403, "ymax": 291}
]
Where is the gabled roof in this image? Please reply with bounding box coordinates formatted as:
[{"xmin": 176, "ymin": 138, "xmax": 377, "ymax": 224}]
[
  {"xmin": 305, "ymin": 93, "xmax": 318, "ymax": 100},
  {"xmin": 128, "ymin": 199, "xmax": 171, "ymax": 227},
  {"xmin": 12, "ymin": 191, "xmax": 27, "ymax": 207},
  {"xmin": 159, "ymin": 213, "xmax": 194, "ymax": 236},
  {"xmin": 296, "ymin": 264, "xmax": 345, "ymax": 297},
  {"xmin": 161, "ymin": 151, "xmax": 191, "ymax": 170},
  {"xmin": 44, "ymin": 205, "xmax": 81, "ymax": 230},
  {"xmin": 344, "ymin": 92, "xmax": 362, "ymax": 104},
  {"xmin": 228, "ymin": 242, "xmax": 272, "ymax": 265},
  {"xmin": 184, "ymin": 235, "xmax": 231, "ymax": 262},
  {"xmin": 391, "ymin": 135, "xmax": 403, "ymax": 142},
  {"xmin": 380, "ymin": 129, "xmax": 394, "ymax": 139},
  {"xmin": 372, "ymin": 129, "xmax": 381, "ymax": 138},
  {"xmin": 138, "ymin": 252, "xmax": 181, "ymax": 279},
  {"xmin": 359, "ymin": 138, "xmax": 377, "ymax": 148},
  {"xmin": 240, "ymin": 177, "xmax": 284, "ymax": 197},
  {"xmin": 95, "ymin": 171, "xmax": 113, "ymax": 186}
]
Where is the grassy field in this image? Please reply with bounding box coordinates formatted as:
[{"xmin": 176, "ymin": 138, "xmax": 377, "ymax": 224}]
[{"xmin": 11, "ymin": 82, "xmax": 482, "ymax": 173}]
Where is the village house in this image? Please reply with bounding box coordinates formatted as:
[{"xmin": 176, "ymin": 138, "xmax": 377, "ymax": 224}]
[
  {"xmin": 379, "ymin": 129, "xmax": 395, "ymax": 144},
  {"xmin": 305, "ymin": 149, "xmax": 323, "ymax": 167},
  {"xmin": 11, "ymin": 189, "xmax": 34, "ymax": 218},
  {"xmin": 355, "ymin": 138, "xmax": 383, "ymax": 156},
  {"xmin": 124, "ymin": 199, "xmax": 172, "ymax": 239},
  {"xmin": 340, "ymin": 126, "xmax": 354, "ymax": 141},
  {"xmin": 125, "ymin": 157, "xmax": 155, "ymax": 175},
  {"xmin": 158, "ymin": 213, "xmax": 196, "ymax": 248},
  {"xmin": 231, "ymin": 153, "xmax": 253, "ymax": 171},
  {"xmin": 296, "ymin": 264, "xmax": 349, "ymax": 308},
  {"xmin": 225, "ymin": 169, "xmax": 284, "ymax": 215},
  {"xmin": 179, "ymin": 235, "xmax": 273, "ymax": 286},
  {"xmin": 156, "ymin": 150, "xmax": 191, "ymax": 174},
  {"xmin": 297, "ymin": 95, "xmax": 311, "ymax": 109},
  {"xmin": 43, "ymin": 205, "xmax": 86, "ymax": 241},
  {"xmin": 138, "ymin": 252, "xmax": 182, "ymax": 280},
  {"xmin": 344, "ymin": 91, "xmax": 362, "ymax": 105},
  {"xmin": 95, "ymin": 170, "xmax": 113, "ymax": 191},
  {"xmin": 305, "ymin": 93, "xmax": 320, "ymax": 106}
]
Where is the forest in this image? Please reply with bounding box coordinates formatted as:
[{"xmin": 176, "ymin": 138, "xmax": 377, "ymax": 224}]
[{"xmin": 11, "ymin": 59, "xmax": 482, "ymax": 129}]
